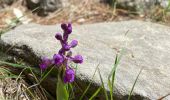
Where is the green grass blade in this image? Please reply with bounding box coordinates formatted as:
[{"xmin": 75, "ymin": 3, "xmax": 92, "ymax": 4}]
[
  {"xmin": 0, "ymin": 67, "xmax": 20, "ymax": 79},
  {"xmin": 89, "ymin": 87, "xmax": 102, "ymax": 100},
  {"xmin": 109, "ymin": 54, "xmax": 118, "ymax": 100},
  {"xmin": 68, "ymin": 83, "xmax": 75, "ymax": 99},
  {"xmin": 108, "ymin": 49, "xmax": 124, "ymax": 79},
  {"xmin": 40, "ymin": 66, "xmax": 54, "ymax": 83},
  {"xmin": 79, "ymin": 82, "xmax": 91, "ymax": 100},
  {"xmin": 79, "ymin": 64, "xmax": 100, "ymax": 100},
  {"xmin": 108, "ymin": 78, "xmax": 113, "ymax": 100},
  {"xmin": 0, "ymin": 75, "xmax": 19, "ymax": 79},
  {"xmin": 29, "ymin": 67, "xmax": 40, "ymax": 83},
  {"xmin": 128, "ymin": 68, "xmax": 143, "ymax": 100},
  {"xmin": 0, "ymin": 67, "xmax": 13, "ymax": 74},
  {"xmin": 98, "ymin": 68, "xmax": 109, "ymax": 100},
  {"xmin": 16, "ymin": 67, "xmax": 27, "ymax": 81},
  {"xmin": 110, "ymin": 54, "xmax": 118, "ymax": 98},
  {"xmin": 107, "ymin": 49, "xmax": 124, "ymax": 100},
  {"xmin": 0, "ymin": 60, "xmax": 25, "ymax": 68},
  {"xmin": 0, "ymin": 60, "xmax": 35, "ymax": 69}
]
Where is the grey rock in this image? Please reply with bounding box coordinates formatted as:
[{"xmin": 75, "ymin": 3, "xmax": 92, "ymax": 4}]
[
  {"xmin": 1, "ymin": 20, "xmax": 170, "ymax": 99},
  {"xmin": 104, "ymin": 0, "xmax": 168, "ymax": 13},
  {"xmin": 4, "ymin": 0, "xmax": 14, "ymax": 5},
  {"xmin": 24, "ymin": 0, "xmax": 68, "ymax": 16},
  {"xmin": 0, "ymin": 0, "xmax": 15, "ymax": 11}
]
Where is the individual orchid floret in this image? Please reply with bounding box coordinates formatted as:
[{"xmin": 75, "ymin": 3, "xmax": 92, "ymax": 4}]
[
  {"xmin": 72, "ymin": 55, "xmax": 83, "ymax": 64},
  {"xmin": 66, "ymin": 23, "xmax": 72, "ymax": 34},
  {"xmin": 58, "ymin": 48, "xmax": 64, "ymax": 55},
  {"xmin": 61, "ymin": 23, "xmax": 72, "ymax": 35},
  {"xmin": 64, "ymin": 68, "xmax": 75, "ymax": 83},
  {"xmin": 70, "ymin": 40, "xmax": 78, "ymax": 48},
  {"xmin": 63, "ymin": 44, "xmax": 71, "ymax": 51},
  {"xmin": 39, "ymin": 57, "xmax": 51, "ymax": 70},
  {"xmin": 55, "ymin": 33, "xmax": 62, "ymax": 40},
  {"xmin": 62, "ymin": 23, "xmax": 72, "ymax": 41},
  {"xmin": 61, "ymin": 23, "xmax": 68, "ymax": 31},
  {"xmin": 53, "ymin": 54, "xmax": 64, "ymax": 65}
]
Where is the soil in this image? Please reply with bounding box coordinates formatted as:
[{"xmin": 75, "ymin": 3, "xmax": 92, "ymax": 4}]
[{"xmin": 0, "ymin": 0, "xmax": 145, "ymax": 30}]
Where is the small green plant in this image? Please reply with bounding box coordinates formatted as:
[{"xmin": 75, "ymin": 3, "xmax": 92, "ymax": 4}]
[
  {"xmin": 96, "ymin": 48, "xmax": 142, "ymax": 100},
  {"xmin": 39, "ymin": 23, "xmax": 83, "ymax": 100},
  {"xmin": 96, "ymin": 49, "xmax": 123, "ymax": 100}
]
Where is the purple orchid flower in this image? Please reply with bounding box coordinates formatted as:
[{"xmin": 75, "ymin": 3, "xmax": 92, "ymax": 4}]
[
  {"xmin": 53, "ymin": 54, "xmax": 64, "ymax": 66},
  {"xmin": 40, "ymin": 23, "xmax": 83, "ymax": 83}
]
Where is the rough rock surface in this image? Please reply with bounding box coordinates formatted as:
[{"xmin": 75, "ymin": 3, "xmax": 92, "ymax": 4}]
[{"xmin": 1, "ymin": 20, "xmax": 170, "ymax": 100}]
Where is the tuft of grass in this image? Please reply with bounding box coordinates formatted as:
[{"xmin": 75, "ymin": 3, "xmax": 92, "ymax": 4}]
[
  {"xmin": 96, "ymin": 48, "xmax": 143, "ymax": 100},
  {"xmin": 0, "ymin": 60, "xmax": 49, "ymax": 100},
  {"xmin": 0, "ymin": 66, "xmax": 43, "ymax": 100}
]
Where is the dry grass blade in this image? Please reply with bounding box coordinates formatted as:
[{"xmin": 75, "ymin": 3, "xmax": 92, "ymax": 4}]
[{"xmin": 0, "ymin": 72, "xmax": 41, "ymax": 100}]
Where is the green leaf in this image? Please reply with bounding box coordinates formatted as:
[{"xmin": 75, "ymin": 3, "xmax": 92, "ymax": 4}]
[{"xmin": 56, "ymin": 74, "xmax": 69, "ymax": 100}]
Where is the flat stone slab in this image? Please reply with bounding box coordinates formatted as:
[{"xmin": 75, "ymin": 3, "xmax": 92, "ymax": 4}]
[{"xmin": 1, "ymin": 20, "xmax": 170, "ymax": 100}]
